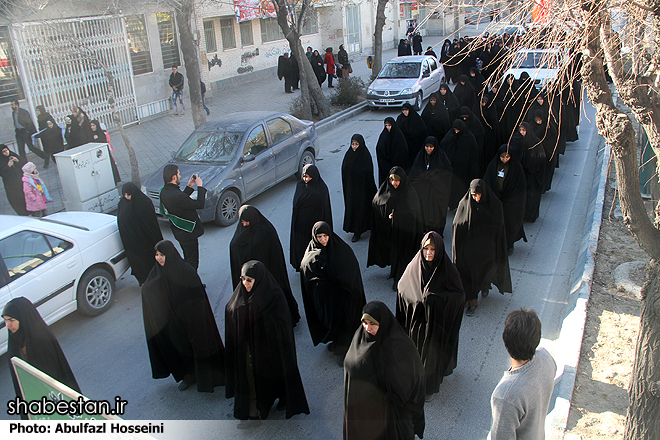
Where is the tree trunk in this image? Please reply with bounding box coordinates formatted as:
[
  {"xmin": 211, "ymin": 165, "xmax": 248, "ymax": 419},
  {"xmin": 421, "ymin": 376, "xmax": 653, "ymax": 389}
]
[
  {"xmin": 373, "ymin": 0, "xmax": 388, "ymax": 77},
  {"xmin": 175, "ymin": 1, "xmax": 206, "ymax": 129},
  {"xmin": 292, "ymin": 41, "xmax": 313, "ymax": 120},
  {"xmin": 624, "ymin": 259, "xmax": 660, "ymax": 440}
]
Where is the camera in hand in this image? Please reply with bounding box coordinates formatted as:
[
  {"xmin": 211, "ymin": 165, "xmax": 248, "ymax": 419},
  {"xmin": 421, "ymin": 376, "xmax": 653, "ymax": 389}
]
[{"xmin": 192, "ymin": 174, "xmax": 197, "ymax": 179}]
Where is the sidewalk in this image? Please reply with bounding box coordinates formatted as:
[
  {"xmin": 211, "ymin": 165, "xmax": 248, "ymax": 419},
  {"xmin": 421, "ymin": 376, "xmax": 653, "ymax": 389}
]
[{"xmin": 0, "ymin": 26, "xmax": 485, "ymax": 216}]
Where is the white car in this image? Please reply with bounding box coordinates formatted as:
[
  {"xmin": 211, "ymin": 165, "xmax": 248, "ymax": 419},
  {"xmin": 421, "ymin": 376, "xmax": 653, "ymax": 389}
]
[
  {"xmin": 367, "ymin": 55, "xmax": 446, "ymax": 111},
  {"xmin": 0, "ymin": 212, "xmax": 129, "ymax": 355},
  {"xmin": 505, "ymin": 48, "xmax": 563, "ymax": 90}
]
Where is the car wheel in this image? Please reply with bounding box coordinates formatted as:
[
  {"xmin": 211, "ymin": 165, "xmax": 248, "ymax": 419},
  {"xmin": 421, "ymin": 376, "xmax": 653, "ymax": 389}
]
[
  {"xmin": 414, "ymin": 92, "xmax": 422, "ymax": 111},
  {"xmin": 295, "ymin": 150, "xmax": 316, "ymax": 180},
  {"xmin": 77, "ymin": 268, "xmax": 115, "ymax": 316},
  {"xmin": 215, "ymin": 190, "xmax": 240, "ymax": 226}
]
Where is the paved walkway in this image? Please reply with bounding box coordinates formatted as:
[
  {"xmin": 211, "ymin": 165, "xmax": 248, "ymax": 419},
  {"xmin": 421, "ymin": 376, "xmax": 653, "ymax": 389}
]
[{"xmin": 0, "ymin": 25, "xmax": 485, "ymax": 216}]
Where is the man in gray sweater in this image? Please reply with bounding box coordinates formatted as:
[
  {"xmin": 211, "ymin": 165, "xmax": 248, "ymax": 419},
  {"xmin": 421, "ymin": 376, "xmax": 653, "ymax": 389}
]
[{"xmin": 489, "ymin": 308, "xmax": 557, "ymax": 440}]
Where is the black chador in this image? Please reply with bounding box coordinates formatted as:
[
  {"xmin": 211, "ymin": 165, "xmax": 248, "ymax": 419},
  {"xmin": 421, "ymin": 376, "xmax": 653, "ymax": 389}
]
[
  {"xmin": 342, "ymin": 134, "xmax": 377, "ymax": 240},
  {"xmin": 343, "ymin": 301, "xmax": 426, "ymax": 440},
  {"xmin": 438, "ymin": 83, "xmax": 461, "ymax": 122},
  {"xmin": 421, "ymin": 93, "xmax": 451, "ymax": 141},
  {"xmin": 117, "ymin": 182, "xmax": 163, "ymax": 286},
  {"xmin": 409, "ymin": 136, "xmax": 452, "ymax": 236},
  {"xmin": 225, "ymin": 261, "xmax": 310, "ymax": 420},
  {"xmin": 518, "ymin": 122, "xmax": 546, "ymax": 223},
  {"xmin": 300, "ymin": 222, "xmax": 366, "ymax": 358},
  {"xmin": 396, "ymin": 103, "xmax": 428, "ymax": 167},
  {"xmin": 375, "ymin": 117, "xmax": 409, "ymax": 184},
  {"xmin": 230, "ymin": 205, "xmax": 300, "ymax": 325},
  {"xmin": 453, "ymin": 75, "xmax": 477, "ymax": 111},
  {"xmin": 531, "ymin": 109, "xmax": 559, "ymax": 192},
  {"xmin": 396, "ymin": 232, "xmax": 465, "ymax": 395},
  {"xmin": 440, "ymin": 119, "xmax": 479, "ymax": 210},
  {"xmin": 290, "ymin": 164, "xmax": 332, "ymax": 271}
]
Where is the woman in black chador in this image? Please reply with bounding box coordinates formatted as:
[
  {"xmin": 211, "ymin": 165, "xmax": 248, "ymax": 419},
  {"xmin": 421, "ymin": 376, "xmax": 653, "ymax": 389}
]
[
  {"xmin": 225, "ymin": 261, "xmax": 309, "ymax": 423},
  {"xmin": 230, "ymin": 205, "xmax": 300, "ymax": 325},
  {"xmin": 290, "ymin": 164, "xmax": 332, "ymax": 271},
  {"xmin": 518, "ymin": 122, "xmax": 547, "ymax": 223},
  {"xmin": 452, "ymin": 180, "xmax": 511, "ymax": 316},
  {"xmin": 440, "ymin": 119, "xmax": 479, "ymax": 210},
  {"xmin": 421, "ymin": 92, "xmax": 451, "ymax": 141},
  {"xmin": 531, "ymin": 109, "xmax": 559, "ymax": 192},
  {"xmin": 368, "ymin": 166, "xmax": 422, "ymax": 289},
  {"xmin": 300, "ymin": 221, "xmax": 366, "ymax": 360},
  {"xmin": 141, "ymin": 240, "xmax": 225, "ymax": 392},
  {"xmin": 117, "ymin": 182, "xmax": 163, "ymax": 286},
  {"xmin": 396, "ymin": 103, "xmax": 427, "ymax": 167},
  {"xmin": 342, "ymin": 134, "xmax": 378, "ymax": 242},
  {"xmin": 35, "ymin": 106, "xmax": 63, "ymax": 169},
  {"xmin": 396, "ymin": 231, "xmax": 465, "ymax": 397},
  {"xmin": 3, "ymin": 297, "xmax": 81, "ymax": 419},
  {"xmin": 483, "ymin": 145, "xmax": 527, "ymax": 254},
  {"xmin": 310, "ymin": 50, "xmax": 326, "ymax": 86},
  {"xmin": 376, "ymin": 117, "xmax": 409, "ymax": 184},
  {"xmin": 343, "ymin": 301, "xmax": 426, "ymax": 440},
  {"xmin": 409, "ymin": 136, "xmax": 452, "ymax": 236},
  {"xmin": 453, "ymin": 75, "xmax": 477, "ymax": 111},
  {"xmin": 0, "ymin": 144, "xmax": 28, "ymax": 215},
  {"xmin": 438, "ymin": 83, "xmax": 461, "ymax": 122}
]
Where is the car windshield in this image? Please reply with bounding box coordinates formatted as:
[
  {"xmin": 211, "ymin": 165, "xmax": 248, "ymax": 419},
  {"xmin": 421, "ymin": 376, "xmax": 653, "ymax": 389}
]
[
  {"xmin": 378, "ymin": 62, "xmax": 421, "ymax": 79},
  {"xmin": 174, "ymin": 130, "xmax": 243, "ymax": 163},
  {"xmin": 513, "ymin": 52, "xmax": 560, "ymax": 69}
]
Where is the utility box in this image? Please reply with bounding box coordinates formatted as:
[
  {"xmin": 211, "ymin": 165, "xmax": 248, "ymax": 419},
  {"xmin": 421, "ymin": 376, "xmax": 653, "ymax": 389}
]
[{"xmin": 54, "ymin": 143, "xmax": 120, "ymax": 213}]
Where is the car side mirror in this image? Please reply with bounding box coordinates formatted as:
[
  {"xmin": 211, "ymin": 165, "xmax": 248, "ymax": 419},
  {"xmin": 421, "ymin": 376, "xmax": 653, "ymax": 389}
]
[
  {"xmin": 423, "ymin": 72, "xmax": 430, "ymax": 78},
  {"xmin": 242, "ymin": 154, "xmax": 255, "ymax": 164}
]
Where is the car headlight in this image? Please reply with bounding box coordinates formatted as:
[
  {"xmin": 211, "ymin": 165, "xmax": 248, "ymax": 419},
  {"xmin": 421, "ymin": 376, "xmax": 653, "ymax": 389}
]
[
  {"xmin": 367, "ymin": 87, "xmax": 374, "ymax": 94},
  {"xmin": 401, "ymin": 88, "xmax": 413, "ymax": 95}
]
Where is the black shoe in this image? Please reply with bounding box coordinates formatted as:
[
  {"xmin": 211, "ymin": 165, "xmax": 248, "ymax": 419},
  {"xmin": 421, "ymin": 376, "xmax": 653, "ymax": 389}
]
[
  {"xmin": 276, "ymin": 399, "xmax": 286, "ymax": 410},
  {"xmin": 328, "ymin": 85, "xmax": 334, "ymax": 88},
  {"xmin": 481, "ymin": 289, "xmax": 489, "ymax": 298},
  {"xmin": 508, "ymin": 246, "xmax": 514, "ymax": 256},
  {"xmin": 392, "ymin": 281, "xmax": 397, "ymax": 291},
  {"xmin": 466, "ymin": 306, "xmax": 477, "ymax": 316},
  {"xmin": 351, "ymin": 233, "xmax": 361, "ymax": 242},
  {"xmin": 285, "ymin": 90, "xmax": 294, "ymax": 93},
  {"xmin": 327, "ymin": 342, "xmax": 335, "ymax": 352},
  {"xmin": 206, "ymin": 109, "xmax": 210, "ymax": 116},
  {"xmin": 178, "ymin": 380, "xmax": 195, "ymax": 391}
]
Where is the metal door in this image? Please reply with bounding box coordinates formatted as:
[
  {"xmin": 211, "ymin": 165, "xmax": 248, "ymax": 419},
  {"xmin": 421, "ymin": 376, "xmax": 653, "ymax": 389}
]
[{"xmin": 346, "ymin": 6, "xmax": 361, "ymax": 54}]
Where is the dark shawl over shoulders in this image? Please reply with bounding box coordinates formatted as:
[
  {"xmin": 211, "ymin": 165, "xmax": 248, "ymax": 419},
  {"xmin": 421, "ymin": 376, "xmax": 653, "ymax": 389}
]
[
  {"xmin": 290, "ymin": 164, "xmax": 333, "ymax": 271},
  {"xmin": 367, "ymin": 167, "xmax": 422, "ymax": 282},
  {"xmin": 225, "ymin": 261, "xmax": 309, "ymax": 420},
  {"xmin": 396, "ymin": 104, "xmax": 428, "ymax": 167},
  {"xmin": 452, "ymin": 180, "xmax": 511, "ymax": 302},
  {"xmin": 300, "ymin": 222, "xmax": 366, "ymax": 357},
  {"xmin": 4, "ymin": 297, "xmax": 81, "ymax": 412},
  {"xmin": 484, "ymin": 145, "xmax": 527, "ymax": 248},
  {"xmin": 141, "ymin": 241, "xmax": 225, "ymax": 392},
  {"xmin": 117, "ymin": 182, "xmax": 163, "ymax": 286},
  {"xmin": 230, "ymin": 205, "xmax": 300, "ymax": 324},
  {"xmin": 440, "ymin": 119, "xmax": 480, "ymax": 210},
  {"xmin": 409, "ymin": 136, "xmax": 452, "ymax": 236},
  {"xmin": 396, "ymin": 232, "xmax": 465, "ymax": 394},
  {"xmin": 344, "ymin": 301, "xmax": 425, "ymax": 440},
  {"xmin": 438, "ymin": 84, "xmax": 461, "ymax": 122},
  {"xmin": 0, "ymin": 149, "xmax": 28, "ymax": 215},
  {"xmin": 421, "ymin": 93, "xmax": 451, "ymax": 141},
  {"xmin": 519, "ymin": 122, "xmax": 547, "ymax": 223},
  {"xmin": 376, "ymin": 117, "xmax": 409, "ymax": 184},
  {"xmin": 342, "ymin": 134, "xmax": 377, "ymax": 235}
]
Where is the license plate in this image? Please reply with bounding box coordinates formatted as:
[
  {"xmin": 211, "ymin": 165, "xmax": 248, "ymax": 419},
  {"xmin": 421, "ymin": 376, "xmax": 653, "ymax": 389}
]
[{"xmin": 380, "ymin": 98, "xmax": 394, "ymax": 103}]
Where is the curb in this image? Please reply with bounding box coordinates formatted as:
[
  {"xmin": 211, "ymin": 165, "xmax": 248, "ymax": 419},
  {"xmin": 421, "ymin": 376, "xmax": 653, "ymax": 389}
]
[
  {"xmin": 315, "ymin": 101, "xmax": 369, "ymax": 135},
  {"xmin": 548, "ymin": 137, "xmax": 610, "ymax": 439}
]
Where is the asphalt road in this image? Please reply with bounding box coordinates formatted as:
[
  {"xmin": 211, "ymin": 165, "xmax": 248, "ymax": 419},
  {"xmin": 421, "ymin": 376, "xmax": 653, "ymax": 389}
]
[{"xmin": 0, "ymin": 102, "xmax": 599, "ymax": 440}]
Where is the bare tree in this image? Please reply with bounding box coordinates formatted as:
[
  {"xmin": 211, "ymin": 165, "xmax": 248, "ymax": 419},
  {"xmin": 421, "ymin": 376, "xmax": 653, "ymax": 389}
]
[
  {"xmin": 373, "ymin": 0, "xmax": 389, "ymax": 77},
  {"xmin": 272, "ymin": 0, "xmax": 330, "ymax": 119}
]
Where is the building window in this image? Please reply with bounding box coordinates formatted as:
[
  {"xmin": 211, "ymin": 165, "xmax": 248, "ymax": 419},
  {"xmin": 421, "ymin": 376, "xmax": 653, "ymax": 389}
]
[
  {"xmin": 260, "ymin": 18, "xmax": 284, "ymax": 43},
  {"xmin": 203, "ymin": 20, "xmax": 217, "ymax": 53},
  {"xmin": 301, "ymin": 8, "xmax": 318, "ymax": 35},
  {"xmin": 157, "ymin": 11, "xmax": 181, "ymax": 68},
  {"xmin": 240, "ymin": 21, "xmax": 254, "ymax": 46},
  {"xmin": 0, "ymin": 27, "xmax": 24, "ymax": 102},
  {"xmin": 125, "ymin": 15, "xmax": 153, "ymax": 75},
  {"xmin": 220, "ymin": 18, "xmax": 236, "ymax": 50}
]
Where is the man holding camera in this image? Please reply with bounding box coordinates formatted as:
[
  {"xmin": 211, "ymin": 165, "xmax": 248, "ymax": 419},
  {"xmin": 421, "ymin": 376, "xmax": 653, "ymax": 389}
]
[{"xmin": 160, "ymin": 164, "xmax": 205, "ymax": 270}]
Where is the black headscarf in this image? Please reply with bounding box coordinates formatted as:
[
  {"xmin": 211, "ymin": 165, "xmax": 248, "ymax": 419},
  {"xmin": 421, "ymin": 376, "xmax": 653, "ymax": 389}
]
[
  {"xmin": 396, "ymin": 232, "xmax": 465, "ymax": 394},
  {"xmin": 300, "ymin": 221, "xmax": 367, "ymax": 357},
  {"xmin": 117, "ymin": 182, "xmax": 163, "ymax": 285},
  {"xmin": 375, "ymin": 117, "xmax": 409, "ymax": 184},
  {"xmin": 421, "ymin": 92, "xmax": 451, "ymax": 141},
  {"xmin": 531, "ymin": 110, "xmax": 559, "ymax": 192},
  {"xmin": 460, "ymin": 105, "xmax": 486, "ymax": 175},
  {"xmin": 438, "ymin": 84, "xmax": 461, "ymax": 122},
  {"xmin": 89, "ymin": 119, "xmax": 106, "ymax": 143},
  {"xmin": 396, "ymin": 103, "xmax": 428, "ymax": 166},
  {"xmin": 290, "ymin": 164, "xmax": 332, "ymax": 271},
  {"xmin": 367, "ymin": 166, "xmax": 422, "ymax": 282},
  {"xmin": 452, "ymin": 179, "xmax": 512, "ymax": 302},
  {"xmin": 342, "ymin": 134, "xmax": 377, "ymax": 235},
  {"xmin": 230, "ymin": 205, "xmax": 300, "ymax": 324},
  {"xmin": 4, "ymin": 296, "xmax": 81, "ymax": 416},
  {"xmin": 35, "ymin": 105, "xmax": 57, "ymax": 131},
  {"xmin": 519, "ymin": 122, "xmax": 547, "ymax": 222},
  {"xmin": 225, "ymin": 261, "xmax": 310, "ymax": 420},
  {"xmin": 140, "ymin": 240, "xmax": 225, "ymax": 392},
  {"xmin": 409, "ymin": 136, "xmax": 452, "ymax": 236},
  {"xmin": 453, "ymin": 74, "xmax": 477, "ymax": 110},
  {"xmin": 477, "ymin": 95, "xmax": 500, "ymax": 170},
  {"xmin": 0, "ymin": 145, "xmax": 28, "ymax": 215},
  {"xmin": 343, "ymin": 301, "xmax": 426, "ymax": 440},
  {"xmin": 440, "ymin": 119, "xmax": 480, "ymax": 210}
]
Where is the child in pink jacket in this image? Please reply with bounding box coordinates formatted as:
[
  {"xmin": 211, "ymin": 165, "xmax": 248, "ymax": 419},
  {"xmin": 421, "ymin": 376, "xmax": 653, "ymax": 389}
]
[{"xmin": 22, "ymin": 162, "xmax": 51, "ymax": 217}]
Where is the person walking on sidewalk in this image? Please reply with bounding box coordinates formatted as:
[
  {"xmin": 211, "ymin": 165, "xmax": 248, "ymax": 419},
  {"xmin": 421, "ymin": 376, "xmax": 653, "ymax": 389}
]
[
  {"xmin": 337, "ymin": 45, "xmax": 351, "ymax": 79},
  {"xmin": 200, "ymin": 80, "xmax": 210, "ymax": 116},
  {"xmin": 11, "ymin": 100, "xmax": 44, "ymax": 162},
  {"xmin": 159, "ymin": 164, "xmax": 205, "ymax": 270},
  {"xmin": 324, "ymin": 47, "xmax": 336, "ymax": 88},
  {"xmin": 169, "ymin": 66, "xmax": 185, "ymax": 115}
]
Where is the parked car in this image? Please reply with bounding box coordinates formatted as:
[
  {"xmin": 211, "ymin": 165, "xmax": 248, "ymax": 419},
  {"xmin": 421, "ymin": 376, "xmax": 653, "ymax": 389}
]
[
  {"xmin": 142, "ymin": 111, "xmax": 320, "ymax": 226},
  {"xmin": 0, "ymin": 212, "xmax": 129, "ymax": 355},
  {"xmin": 505, "ymin": 48, "xmax": 563, "ymax": 90},
  {"xmin": 367, "ymin": 55, "xmax": 445, "ymax": 110}
]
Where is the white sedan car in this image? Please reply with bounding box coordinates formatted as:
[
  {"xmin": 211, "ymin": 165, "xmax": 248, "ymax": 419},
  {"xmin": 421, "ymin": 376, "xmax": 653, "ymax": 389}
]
[
  {"xmin": 0, "ymin": 212, "xmax": 129, "ymax": 355},
  {"xmin": 505, "ymin": 48, "xmax": 564, "ymax": 90}
]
